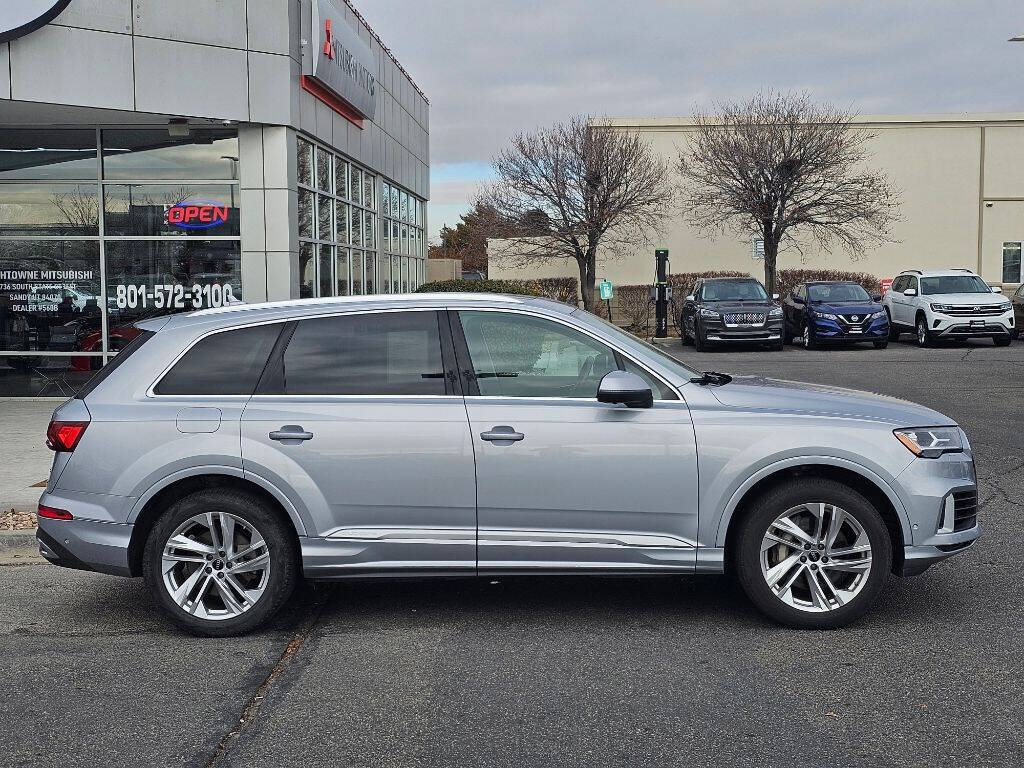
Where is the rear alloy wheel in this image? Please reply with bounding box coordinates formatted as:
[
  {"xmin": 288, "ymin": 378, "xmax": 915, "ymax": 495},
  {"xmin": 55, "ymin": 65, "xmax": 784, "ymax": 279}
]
[
  {"xmin": 143, "ymin": 489, "xmax": 297, "ymax": 636},
  {"xmin": 735, "ymin": 479, "xmax": 891, "ymax": 629}
]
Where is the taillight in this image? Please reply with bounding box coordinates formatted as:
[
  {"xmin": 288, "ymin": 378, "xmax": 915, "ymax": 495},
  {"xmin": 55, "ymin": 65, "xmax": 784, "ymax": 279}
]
[
  {"xmin": 46, "ymin": 421, "xmax": 89, "ymax": 452},
  {"xmin": 38, "ymin": 504, "xmax": 73, "ymax": 520}
]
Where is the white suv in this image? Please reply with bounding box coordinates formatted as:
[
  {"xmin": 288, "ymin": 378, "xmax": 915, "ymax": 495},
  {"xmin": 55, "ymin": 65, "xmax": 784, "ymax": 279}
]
[{"xmin": 883, "ymin": 269, "xmax": 1014, "ymax": 347}]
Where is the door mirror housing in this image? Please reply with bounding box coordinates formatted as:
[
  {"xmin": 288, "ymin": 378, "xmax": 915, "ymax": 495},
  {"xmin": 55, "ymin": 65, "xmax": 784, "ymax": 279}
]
[
  {"xmin": 903, "ymin": 288, "xmax": 918, "ymax": 296},
  {"xmin": 772, "ymin": 293, "xmax": 780, "ymax": 300},
  {"xmin": 871, "ymin": 293, "xmax": 883, "ymax": 302},
  {"xmin": 685, "ymin": 294, "xmax": 695, "ymax": 302},
  {"xmin": 992, "ymin": 286, "xmax": 1003, "ymax": 294},
  {"xmin": 597, "ymin": 370, "xmax": 653, "ymax": 409},
  {"xmin": 791, "ymin": 291, "xmax": 805, "ymax": 304}
]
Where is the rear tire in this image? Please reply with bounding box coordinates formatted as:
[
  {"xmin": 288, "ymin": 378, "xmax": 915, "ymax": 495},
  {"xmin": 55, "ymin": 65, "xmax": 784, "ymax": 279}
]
[
  {"xmin": 733, "ymin": 478, "xmax": 892, "ymax": 629},
  {"xmin": 143, "ymin": 489, "xmax": 298, "ymax": 637}
]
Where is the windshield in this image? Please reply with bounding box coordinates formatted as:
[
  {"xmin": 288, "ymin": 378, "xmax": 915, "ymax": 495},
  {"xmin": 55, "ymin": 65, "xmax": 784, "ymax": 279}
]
[
  {"xmin": 808, "ymin": 283, "xmax": 871, "ymax": 303},
  {"xmin": 700, "ymin": 280, "xmax": 768, "ymax": 301},
  {"xmin": 574, "ymin": 311, "xmax": 699, "ymax": 380},
  {"xmin": 919, "ymin": 275, "xmax": 990, "ymax": 295}
]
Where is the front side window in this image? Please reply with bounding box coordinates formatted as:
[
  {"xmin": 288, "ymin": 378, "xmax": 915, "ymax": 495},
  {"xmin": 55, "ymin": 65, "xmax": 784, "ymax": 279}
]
[
  {"xmin": 459, "ymin": 311, "xmax": 675, "ymax": 400},
  {"xmin": 155, "ymin": 323, "xmax": 281, "ymax": 396},
  {"xmin": 700, "ymin": 280, "xmax": 768, "ymax": 301},
  {"xmin": 919, "ymin": 275, "xmax": 990, "ymax": 295},
  {"xmin": 281, "ymin": 311, "xmax": 445, "ymax": 396}
]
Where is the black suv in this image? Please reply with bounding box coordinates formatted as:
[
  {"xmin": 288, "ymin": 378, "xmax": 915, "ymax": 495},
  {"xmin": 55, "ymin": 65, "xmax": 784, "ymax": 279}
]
[{"xmin": 681, "ymin": 277, "xmax": 784, "ymax": 350}]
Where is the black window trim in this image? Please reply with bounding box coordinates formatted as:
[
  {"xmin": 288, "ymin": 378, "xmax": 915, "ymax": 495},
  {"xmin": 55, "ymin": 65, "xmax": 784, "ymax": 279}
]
[{"xmin": 447, "ymin": 307, "xmax": 681, "ymax": 402}]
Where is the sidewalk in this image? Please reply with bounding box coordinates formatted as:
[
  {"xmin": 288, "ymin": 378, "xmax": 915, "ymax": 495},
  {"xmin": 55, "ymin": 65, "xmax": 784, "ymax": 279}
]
[{"xmin": 0, "ymin": 398, "xmax": 62, "ymax": 527}]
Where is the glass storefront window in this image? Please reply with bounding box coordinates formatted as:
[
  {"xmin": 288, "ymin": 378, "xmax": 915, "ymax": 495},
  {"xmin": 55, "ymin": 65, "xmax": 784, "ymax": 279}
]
[
  {"xmin": 317, "ymin": 195, "xmax": 332, "ymax": 240},
  {"xmin": 336, "ymin": 248, "xmax": 349, "ymax": 296},
  {"xmin": 300, "ymin": 242, "xmax": 315, "ymax": 299},
  {"xmin": 104, "ymin": 240, "xmax": 241, "ymax": 343},
  {"xmin": 0, "ymin": 240, "xmax": 101, "ymax": 353},
  {"xmin": 365, "ymin": 252, "xmax": 376, "ymax": 295},
  {"xmin": 351, "ymin": 251, "xmax": 363, "ymax": 295},
  {"xmin": 0, "ymin": 130, "xmax": 98, "ymax": 180},
  {"xmin": 103, "ymin": 184, "xmax": 240, "ymax": 237},
  {"xmin": 336, "ymin": 160, "xmax": 348, "ymax": 200},
  {"xmin": 299, "ymin": 189, "xmax": 314, "ymax": 239},
  {"xmin": 363, "ymin": 174, "xmax": 374, "ymax": 210},
  {"xmin": 351, "ymin": 167, "xmax": 363, "ymax": 206},
  {"xmin": 1003, "ymin": 242, "xmax": 1022, "ymax": 283},
  {"xmin": 336, "ymin": 201, "xmax": 349, "ymax": 244},
  {"xmin": 297, "ymin": 139, "xmax": 313, "ymax": 187},
  {"xmin": 316, "ymin": 148, "xmax": 332, "ymax": 192},
  {"xmin": 102, "ymin": 129, "xmax": 239, "ymax": 180},
  {"xmin": 318, "ymin": 245, "xmax": 332, "ymax": 298},
  {"xmin": 0, "ymin": 183, "xmax": 99, "ymax": 236}
]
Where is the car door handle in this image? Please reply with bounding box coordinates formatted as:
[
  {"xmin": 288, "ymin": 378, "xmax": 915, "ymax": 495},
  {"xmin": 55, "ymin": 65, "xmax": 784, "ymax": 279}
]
[
  {"xmin": 269, "ymin": 425, "xmax": 314, "ymax": 443},
  {"xmin": 480, "ymin": 426, "xmax": 525, "ymax": 444}
]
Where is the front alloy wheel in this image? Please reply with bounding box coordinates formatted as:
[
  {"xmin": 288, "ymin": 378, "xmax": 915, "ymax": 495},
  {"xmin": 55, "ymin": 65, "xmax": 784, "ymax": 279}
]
[
  {"xmin": 735, "ymin": 478, "xmax": 891, "ymax": 629},
  {"xmin": 760, "ymin": 503, "xmax": 872, "ymax": 612}
]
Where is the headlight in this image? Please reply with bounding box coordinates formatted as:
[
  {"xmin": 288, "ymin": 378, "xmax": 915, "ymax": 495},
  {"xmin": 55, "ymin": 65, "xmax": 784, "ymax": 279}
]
[
  {"xmin": 699, "ymin": 308, "xmax": 719, "ymax": 318},
  {"xmin": 894, "ymin": 427, "xmax": 963, "ymax": 458},
  {"xmin": 1002, "ymin": 302, "xmax": 1012, "ymax": 312},
  {"xmin": 930, "ymin": 303, "xmax": 954, "ymax": 312},
  {"xmin": 814, "ymin": 310, "xmax": 838, "ymax": 320},
  {"xmin": 871, "ymin": 310, "xmax": 886, "ymax": 319},
  {"xmin": 768, "ymin": 307, "xmax": 783, "ymax": 317}
]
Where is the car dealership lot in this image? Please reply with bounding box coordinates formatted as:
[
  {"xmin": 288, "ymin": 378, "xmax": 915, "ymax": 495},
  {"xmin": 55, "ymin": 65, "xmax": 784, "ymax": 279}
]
[{"xmin": 1, "ymin": 339, "xmax": 1022, "ymax": 768}]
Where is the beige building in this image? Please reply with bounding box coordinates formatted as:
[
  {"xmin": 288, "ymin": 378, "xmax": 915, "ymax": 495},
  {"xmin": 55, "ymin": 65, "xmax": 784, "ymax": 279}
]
[{"xmin": 489, "ymin": 113, "xmax": 1024, "ymax": 291}]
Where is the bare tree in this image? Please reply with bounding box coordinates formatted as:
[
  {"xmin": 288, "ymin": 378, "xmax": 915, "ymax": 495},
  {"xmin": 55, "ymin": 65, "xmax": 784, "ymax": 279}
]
[
  {"xmin": 676, "ymin": 91, "xmax": 900, "ymax": 295},
  {"xmin": 483, "ymin": 116, "xmax": 673, "ymax": 310}
]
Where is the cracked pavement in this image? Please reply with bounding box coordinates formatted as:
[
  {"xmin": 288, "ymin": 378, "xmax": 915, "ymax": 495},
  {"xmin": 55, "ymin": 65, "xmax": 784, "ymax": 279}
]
[{"xmin": 1, "ymin": 338, "xmax": 1021, "ymax": 767}]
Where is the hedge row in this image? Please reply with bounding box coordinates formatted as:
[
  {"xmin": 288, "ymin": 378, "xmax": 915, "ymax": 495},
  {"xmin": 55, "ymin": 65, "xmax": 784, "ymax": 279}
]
[{"xmin": 416, "ymin": 277, "xmax": 579, "ymax": 304}]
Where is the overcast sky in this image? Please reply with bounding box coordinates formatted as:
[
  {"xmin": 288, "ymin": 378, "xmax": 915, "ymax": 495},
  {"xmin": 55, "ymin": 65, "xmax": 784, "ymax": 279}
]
[{"xmin": 361, "ymin": 0, "xmax": 1024, "ymax": 241}]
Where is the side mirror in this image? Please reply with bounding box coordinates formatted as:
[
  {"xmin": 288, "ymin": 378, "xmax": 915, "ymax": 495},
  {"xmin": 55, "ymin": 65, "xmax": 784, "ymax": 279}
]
[
  {"xmin": 903, "ymin": 288, "xmax": 917, "ymax": 296},
  {"xmin": 992, "ymin": 286, "xmax": 1003, "ymax": 294},
  {"xmin": 772, "ymin": 293, "xmax": 780, "ymax": 300},
  {"xmin": 685, "ymin": 294, "xmax": 695, "ymax": 302},
  {"xmin": 597, "ymin": 370, "xmax": 653, "ymax": 409},
  {"xmin": 871, "ymin": 293, "xmax": 883, "ymax": 302},
  {"xmin": 791, "ymin": 292, "xmax": 804, "ymax": 304}
]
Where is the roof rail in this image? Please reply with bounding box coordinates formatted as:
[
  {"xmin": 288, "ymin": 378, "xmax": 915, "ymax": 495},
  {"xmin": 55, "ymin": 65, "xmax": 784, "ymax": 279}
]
[
  {"xmin": 950, "ymin": 268, "xmax": 975, "ymax": 272},
  {"xmin": 906, "ymin": 270, "xmax": 923, "ymax": 275}
]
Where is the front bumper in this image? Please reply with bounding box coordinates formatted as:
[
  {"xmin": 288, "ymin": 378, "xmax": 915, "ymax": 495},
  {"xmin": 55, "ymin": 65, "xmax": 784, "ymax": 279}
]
[
  {"xmin": 899, "ymin": 537, "xmax": 978, "ymax": 576},
  {"xmin": 811, "ymin": 315, "xmax": 889, "ymax": 341},
  {"xmin": 930, "ymin": 310, "xmax": 1013, "ymax": 338},
  {"xmin": 702, "ymin": 316, "xmax": 783, "ymax": 342}
]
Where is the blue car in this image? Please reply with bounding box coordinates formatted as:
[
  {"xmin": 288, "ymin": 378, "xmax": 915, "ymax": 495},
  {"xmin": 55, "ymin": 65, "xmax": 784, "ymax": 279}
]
[{"xmin": 782, "ymin": 281, "xmax": 889, "ymax": 349}]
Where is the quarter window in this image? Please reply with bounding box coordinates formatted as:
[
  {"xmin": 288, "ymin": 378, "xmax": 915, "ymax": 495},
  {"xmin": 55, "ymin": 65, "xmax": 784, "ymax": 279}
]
[
  {"xmin": 459, "ymin": 311, "xmax": 675, "ymax": 400},
  {"xmin": 280, "ymin": 311, "xmax": 445, "ymax": 395},
  {"xmin": 155, "ymin": 323, "xmax": 282, "ymax": 396}
]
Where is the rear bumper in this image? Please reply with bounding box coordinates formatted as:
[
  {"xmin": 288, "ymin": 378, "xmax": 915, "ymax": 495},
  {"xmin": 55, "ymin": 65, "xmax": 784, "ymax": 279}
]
[{"xmin": 36, "ymin": 515, "xmax": 133, "ymax": 577}]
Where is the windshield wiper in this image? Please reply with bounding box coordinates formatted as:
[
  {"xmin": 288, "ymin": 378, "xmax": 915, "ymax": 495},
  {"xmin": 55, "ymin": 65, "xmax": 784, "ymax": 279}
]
[{"xmin": 689, "ymin": 370, "xmax": 733, "ymax": 386}]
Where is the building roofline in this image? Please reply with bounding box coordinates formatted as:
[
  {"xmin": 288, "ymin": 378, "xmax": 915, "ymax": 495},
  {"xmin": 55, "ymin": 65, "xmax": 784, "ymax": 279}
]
[
  {"xmin": 603, "ymin": 112, "xmax": 1024, "ymax": 129},
  {"xmin": 343, "ymin": 0, "xmax": 428, "ymax": 103}
]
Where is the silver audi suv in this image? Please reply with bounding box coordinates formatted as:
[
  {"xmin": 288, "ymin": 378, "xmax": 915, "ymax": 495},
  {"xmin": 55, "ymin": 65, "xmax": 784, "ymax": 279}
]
[{"xmin": 37, "ymin": 294, "xmax": 980, "ymax": 635}]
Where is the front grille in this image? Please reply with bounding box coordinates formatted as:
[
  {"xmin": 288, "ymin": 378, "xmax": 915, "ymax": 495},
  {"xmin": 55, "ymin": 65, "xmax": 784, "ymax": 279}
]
[
  {"xmin": 724, "ymin": 312, "xmax": 765, "ymax": 325},
  {"xmin": 944, "ymin": 305, "xmax": 1006, "ymax": 317},
  {"xmin": 952, "ymin": 489, "xmax": 978, "ymax": 531}
]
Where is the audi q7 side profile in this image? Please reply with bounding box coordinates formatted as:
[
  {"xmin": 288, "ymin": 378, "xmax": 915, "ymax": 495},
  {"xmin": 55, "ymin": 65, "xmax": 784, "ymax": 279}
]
[{"xmin": 37, "ymin": 294, "xmax": 980, "ymax": 635}]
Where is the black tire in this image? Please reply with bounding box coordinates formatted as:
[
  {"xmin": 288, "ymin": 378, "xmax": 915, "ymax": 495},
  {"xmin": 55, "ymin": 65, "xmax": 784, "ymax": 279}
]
[
  {"xmin": 681, "ymin": 318, "xmax": 694, "ymax": 346},
  {"xmin": 733, "ymin": 478, "xmax": 892, "ymax": 630},
  {"xmin": 143, "ymin": 488, "xmax": 298, "ymax": 637},
  {"xmin": 769, "ymin": 337, "xmax": 784, "ymax": 351},
  {"xmin": 693, "ymin": 323, "xmax": 709, "ymax": 352},
  {"xmin": 915, "ymin": 314, "xmax": 935, "ymax": 347},
  {"xmin": 993, "ymin": 335, "xmax": 1012, "ymax": 347},
  {"xmin": 802, "ymin": 323, "xmax": 818, "ymax": 350},
  {"xmin": 873, "ymin": 340, "xmax": 888, "ymax": 350}
]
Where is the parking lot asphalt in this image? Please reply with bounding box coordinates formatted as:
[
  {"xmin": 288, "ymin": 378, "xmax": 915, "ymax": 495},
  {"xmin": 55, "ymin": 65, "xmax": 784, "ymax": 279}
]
[{"xmin": 1, "ymin": 337, "xmax": 1022, "ymax": 768}]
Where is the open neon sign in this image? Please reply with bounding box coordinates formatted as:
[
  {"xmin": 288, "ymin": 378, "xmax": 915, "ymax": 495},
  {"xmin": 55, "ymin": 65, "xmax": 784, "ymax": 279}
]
[{"xmin": 166, "ymin": 199, "xmax": 230, "ymax": 230}]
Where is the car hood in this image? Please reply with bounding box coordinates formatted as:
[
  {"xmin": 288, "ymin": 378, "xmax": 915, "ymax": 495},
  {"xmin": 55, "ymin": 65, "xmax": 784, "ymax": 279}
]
[
  {"xmin": 923, "ymin": 293, "xmax": 1011, "ymax": 306},
  {"xmin": 809, "ymin": 301, "xmax": 882, "ymax": 315},
  {"xmin": 709, "ymin": 375, "xmax": 952, "ymax": 427}
]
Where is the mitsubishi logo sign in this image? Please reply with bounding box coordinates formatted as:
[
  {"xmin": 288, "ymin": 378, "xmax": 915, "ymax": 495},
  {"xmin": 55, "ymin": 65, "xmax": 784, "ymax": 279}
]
[
  {"xmin": 306, "ymin": 0, "xmax": 377, "ymax": 121},
  {"xmin": 0, "ymin": 0, "xmax": 72, "ymax": 43},
  {"xmin": 322, "ymin": 19, "xmax": 335, "ymax": 60}
]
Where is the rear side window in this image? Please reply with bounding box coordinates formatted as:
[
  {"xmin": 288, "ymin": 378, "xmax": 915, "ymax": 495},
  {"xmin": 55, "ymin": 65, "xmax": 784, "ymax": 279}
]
[
  {"xmin": 279, "ymin": 311, "xmax": 445, "ymax": 395},
  {"xmin": 155, "ymin": 324, "xmax": 282, "ymax": 396}
]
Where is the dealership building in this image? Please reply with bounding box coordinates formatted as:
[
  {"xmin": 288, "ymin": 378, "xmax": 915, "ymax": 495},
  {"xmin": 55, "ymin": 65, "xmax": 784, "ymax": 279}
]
[
  {"xmin": 490, "ymin": 114, "xmax": 1024, "ymax": 295},
  {"xmin": 0, "ymin": 0, "xmax": 429, "ymax": 395}
]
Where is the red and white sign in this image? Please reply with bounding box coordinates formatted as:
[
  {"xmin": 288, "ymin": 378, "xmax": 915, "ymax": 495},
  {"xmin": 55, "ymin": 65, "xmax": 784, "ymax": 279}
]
[{"xmin": 880, "ymin": 277, "xmax": 893, "ymax": 295}]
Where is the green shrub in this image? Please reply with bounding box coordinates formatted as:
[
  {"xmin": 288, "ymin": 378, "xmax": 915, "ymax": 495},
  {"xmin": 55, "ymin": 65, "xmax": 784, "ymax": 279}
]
[{"xmin": 416, "ymin": 277, "xmax": 578, "ymax": 305}]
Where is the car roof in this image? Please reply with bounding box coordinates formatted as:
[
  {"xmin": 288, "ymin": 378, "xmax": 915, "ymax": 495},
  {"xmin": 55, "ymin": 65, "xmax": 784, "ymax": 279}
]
[
  {"xmin": 702, "ymin": 276, "xmax": 759, "ymax": 282},
  {"xmin": 897, "ymin": 269, "xmax": 979, "ymax": 277},
  {"xmin": 137, "ymin": 292, "xmax": 576, "ymax": 332},
  {"xmin": 806, "ymin": 280, "xmax": 860, "ymax": 285}
]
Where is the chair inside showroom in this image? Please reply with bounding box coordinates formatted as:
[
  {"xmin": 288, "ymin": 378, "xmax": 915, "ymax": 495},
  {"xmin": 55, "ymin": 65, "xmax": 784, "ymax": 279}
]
[{"xmin": 32, "ymin": 357, "xmax": 75, "ymax": 398}]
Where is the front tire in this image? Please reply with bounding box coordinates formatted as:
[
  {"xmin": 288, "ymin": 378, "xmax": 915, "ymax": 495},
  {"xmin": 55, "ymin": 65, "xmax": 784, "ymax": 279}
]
[
  {"xmin": 802, "ymin": 323, "xmax": 818, "ymax": 350},
  {"xmin": 873, "ymin": 340, "xmax": 888, "ymax": 349},
  {"xmin": 693, "ymin": 323, "xmax": 709, "ymax": 352},
  {"xmin": 733, "ymin": 478, "xmax": 892, "ymax": 629},
  {"xmin": 143, "ymin": 489, "xmax": 298, "ymax": 637},
  {"xmin": 993, "ymin": 335, "xmax": 1012, "ymax": 347},
  {"xmin": 916, "ymin": 315, "xmax": 935, "ymax": 347}
]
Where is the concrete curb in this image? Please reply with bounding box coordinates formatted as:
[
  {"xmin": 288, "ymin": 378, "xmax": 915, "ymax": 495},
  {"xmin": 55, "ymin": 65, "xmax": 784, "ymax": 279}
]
[{"xmin": 0, "ymin": 528, "xmax": 37, "ymax": 548}]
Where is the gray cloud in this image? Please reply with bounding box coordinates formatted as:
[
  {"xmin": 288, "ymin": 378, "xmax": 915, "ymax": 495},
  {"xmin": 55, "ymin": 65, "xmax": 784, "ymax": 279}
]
[{"xmin": 363, "ymin": 0, "xmax": 1024, "ymax": 169}]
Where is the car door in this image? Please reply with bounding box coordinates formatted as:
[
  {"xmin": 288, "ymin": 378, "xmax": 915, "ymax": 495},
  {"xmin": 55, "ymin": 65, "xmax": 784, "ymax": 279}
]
[
  {"xmin": 682, "ymin": 279, "xmax": 700, "ymax": 336},
  {"xmin": 1014, "ymin": 286, "xmax": 1024, "ymax": 331},
  {"xmin": 784, "ymin": 284, "xmax": 804, "ymax": 333},
  {"xmin": 452, "ymin": 308, "xmax": 699, "ymax": 572},
  {"xmin": 240, "ymin": 309, "xmax": 477, "ymax": 575},
  {"xmin": 894, "ymin": 276, "xmax": 918, "ymax": 326}
]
